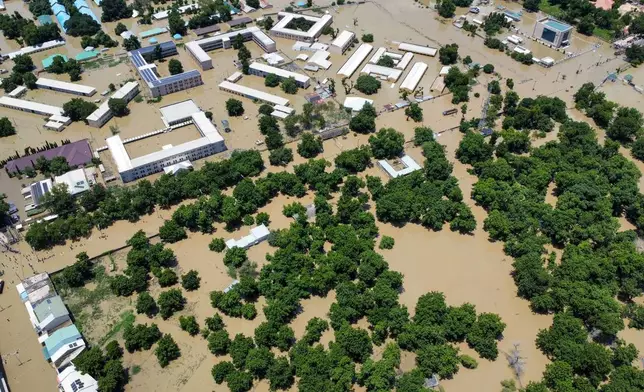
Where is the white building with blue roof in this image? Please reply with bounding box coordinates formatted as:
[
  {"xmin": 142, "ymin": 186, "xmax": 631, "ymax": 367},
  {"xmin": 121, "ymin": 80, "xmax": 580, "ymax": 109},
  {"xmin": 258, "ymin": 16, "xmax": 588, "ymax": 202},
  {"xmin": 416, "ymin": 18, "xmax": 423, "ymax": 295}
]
[
  {"xmin": 129, "ymin": 41, "xmax": 203, "ymax": 98},
  {"xmin": 532, "ymin": 17, "xmax": 573, "ymax": 48}
]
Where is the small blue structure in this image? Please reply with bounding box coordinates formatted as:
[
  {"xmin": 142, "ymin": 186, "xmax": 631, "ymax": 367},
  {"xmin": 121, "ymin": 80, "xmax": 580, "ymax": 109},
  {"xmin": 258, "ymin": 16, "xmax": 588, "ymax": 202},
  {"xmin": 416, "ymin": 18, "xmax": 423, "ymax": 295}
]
[
  {"xmin": 296, "ymin": 0, "xmax": 307, "ymax": 7},
  {"xmin": 38, "ymin": 15, "xmax": 53, "ymax": 25},
  {"xmin": 149, "ymin": 37, "xmax": 158, "ymax": 44},
  {"xmin": 173, "ymin": 33, "xmax": 182, "ymax": 40},
  {"xmin": 73, "ymin": 0, "xmax": 100, "ymax": 24}
]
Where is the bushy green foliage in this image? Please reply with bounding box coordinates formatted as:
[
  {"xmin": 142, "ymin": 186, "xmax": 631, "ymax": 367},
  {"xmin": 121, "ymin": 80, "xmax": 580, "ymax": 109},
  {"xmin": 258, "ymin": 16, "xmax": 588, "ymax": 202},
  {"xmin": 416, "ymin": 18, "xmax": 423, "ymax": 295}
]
[
  {"xmin": 181, "ymin": 270, "xmax": 201, "ymax": 291},
  {"xmin": 355, "ymin": 75, "xmax": 381, "ymax": 95},
  {"xmin": 136, "ymin": 292, "xmax": 157, "ymax": 317},
  {"xmin": 179, "ymin": 315, "xmax": 200, "ymax": 336},
  {"xmin": 379, "ymin": 236, "xmax": 395, "ymax": 249},
  {"xmin": 123, "ymin": 323, "xmax": 161, "ymax": 352},
  {"xmin": 157, "ymin": 289, "xmax": 185, "ymax": 319},
  {"xmin": 155, "ymin": 334, "xmax": 181, "ymax": 367},
  {"xmin": 209, "ymin": 238, "xmax": 226, "ymax": 252}
]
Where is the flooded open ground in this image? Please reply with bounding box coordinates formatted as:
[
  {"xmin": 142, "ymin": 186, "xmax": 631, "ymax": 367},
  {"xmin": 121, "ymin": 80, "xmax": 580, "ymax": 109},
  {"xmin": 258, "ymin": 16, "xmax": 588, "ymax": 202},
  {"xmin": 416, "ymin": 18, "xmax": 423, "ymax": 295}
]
[{"xmin": 1, "ymin": 0, "xmax": 643, "ymax": 390}]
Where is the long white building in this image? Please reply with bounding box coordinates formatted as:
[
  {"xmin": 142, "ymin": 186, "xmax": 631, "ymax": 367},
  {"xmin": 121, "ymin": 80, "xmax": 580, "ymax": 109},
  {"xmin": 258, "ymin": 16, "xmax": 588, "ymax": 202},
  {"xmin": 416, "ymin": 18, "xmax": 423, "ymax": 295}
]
[
  {"xmin": 187, "ymin": 26, "xmax": 276, "ymax": 70},
  {"xmin": 337, "ymin": 43, "xmax": 373, "ymax": 78},
  {"xmin": 270, "ymin": 12, "xmax": 333, "ymax": 42},
  {"xmin": 360, "ymin": 63, "xmax": 403, "ymax": 82},
  {"xmin": 330, "ymin": 30, "xmax": 355, "ymax": 54},
  {"xmin": 398, "ymin": 42, "xmax": 437, "ymax": 57},
  {"xmin": 36, "ymin": 78, "xmax": 96, "ymax": 96},
  {"xmin": 4, "ymin": 39, "xmax": 66, "ymax": 60},
  {"xmin": 218, "ymin": 80, "xmax": 289, "ymax": 106},
  {"xmin": 248, "ymin": 62, "xmax": 310, "ymax": 88},
  {"xmin": 400, "ymin": 62, "xmax": 428, "ymax": 92},
  {"xmin": 106, "ymin": 101, "xmax": 226, "ymax": 182},
  {"xmin": 86, "ymin": 82, "xmax": 139, "ymax": 128},
  {"xmin": 0, "ymin": 96, "xmax": 64, "ymax": 116}
]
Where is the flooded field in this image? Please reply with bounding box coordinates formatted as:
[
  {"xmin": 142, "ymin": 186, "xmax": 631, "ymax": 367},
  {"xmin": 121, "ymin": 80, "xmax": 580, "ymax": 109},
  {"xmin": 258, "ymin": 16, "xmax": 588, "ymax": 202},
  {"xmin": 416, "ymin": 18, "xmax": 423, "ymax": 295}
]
[{"xmin": 0, "ymin": 0, "xmax": 643, "ymax": 391}]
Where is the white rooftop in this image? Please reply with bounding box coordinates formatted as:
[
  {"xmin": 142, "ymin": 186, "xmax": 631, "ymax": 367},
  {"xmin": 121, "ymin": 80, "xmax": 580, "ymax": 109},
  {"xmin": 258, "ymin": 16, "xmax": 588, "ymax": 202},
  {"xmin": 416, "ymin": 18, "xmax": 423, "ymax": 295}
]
[
  {"xmin": 36, "ymin": 78, "xmax": 96, "ymax": 95},
  {"xmin": 226, "ymin": 224, "xmax": 270, "ymax": 249},
  {"xmin": 331, "ymin": 30, "xmax": 355, "ymax": 49},
  {"xmin": 400, "ymin": 62, "xmax": 428, "ymax": 92},
  {"xmin": 379, "ymin": 155, "xmax": 422, "ymax": 178},
  {"xmin": 6, "ymin": 39, "xmax": 65, "ymax": 60},
  {"xmin": 0, "ymin": 96, "xmax": 64, "ymax": 116},
  {"xmin": 57, "ymin": 365, "xmax": 98, "ymax": 392},
  {"xmin": 249, "ymin": 62, "xmax": 310, "ymax": 84},
  {"xmin": 361, "ymin": 63, "xmax": 403, "ymax": 81},
  {"xmin": 337, "ymin": 43, "xmax": 373, "ymax": 78},
  {"xmin": 159, "ymin": 99, "xmax": 201, "ymax": 125},
  {"xmin": 398, "ymin": 42, "xmax": 437, "ymax": 57},
  {"xmin": 271, "ymin": 12, "xmax": 333, "ymax": 39},
  {"xmin": 308, "ymin": 50, "xmax": 332, "ymax": 69},
  {"xmin": 219, "ymin": 80, "xmax": 289, "ymax": 106},
  {"xmin": 163, "ymin": 161, "xmax": 193, "ymax": 175},
  {"xmin": 54, "ymin": 168, "xmax": 90, "ymax": 197},
  {"xmin": 344, "ymin": 96, "xmax": 374, "ymax": 112}
]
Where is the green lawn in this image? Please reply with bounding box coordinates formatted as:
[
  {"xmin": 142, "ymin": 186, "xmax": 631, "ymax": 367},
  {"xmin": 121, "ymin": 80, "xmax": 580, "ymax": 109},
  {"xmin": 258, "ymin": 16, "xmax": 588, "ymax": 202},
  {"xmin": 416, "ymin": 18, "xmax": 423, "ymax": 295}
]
[
  {"xmin": 539, "ymin": 0, "xmax": 563, "ymax": 18},
  {"xmin": 593, "ymin": 27, "xmax": 613, "ymax": 42}
]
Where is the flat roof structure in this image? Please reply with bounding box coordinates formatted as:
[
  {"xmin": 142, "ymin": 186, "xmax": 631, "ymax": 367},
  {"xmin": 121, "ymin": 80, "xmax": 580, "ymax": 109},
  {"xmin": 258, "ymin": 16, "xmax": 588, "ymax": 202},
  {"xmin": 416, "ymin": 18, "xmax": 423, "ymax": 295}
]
[
  {"xmin": 270, "ymin": 12, "xmax": 333, "ymax": 42},
  {"xmin": 153, "ymin": 3, "xmax": 198, "ymax": 19},
  {"xmin": 33, "ymin": 295, "xmax": 69, "ymax": 326},
  {"xmin": 396, "ymin": 52, "xmax": 414, "ymax": 70},
  {"xmin": 36, "ymin": 78, "xmax": 96, "ymax": 96},
  {"xmin": 400, "ymin": 62, "xmax": 428, "ymax": 92},
  {"xmin": 6, "ymin": 139, "xmax": 92, "ymax": 174},
  {"xmin": 360, "ymin": 63, "xmax": 403, "ymax": 82},
  {"xmin": 532, "ymin": 16, "xmax": 573, "ymax": 48},
  {"xmin": 337, "ymin": 43, "xmax": 373, "ymax": 78},
  {"xmin": 140, "ymin": 27, "xmax": 168, "ymax": 38},
  {"xmin": 159, "ymin": 99, "xmax": 201, "ymax": 125},
  {"xmin": 226, "ymin": 71, "xmax": 243, "ymax": 82},
  {"xmin": 344, "ymin": 96, "xmax": 373, "ymax": 112},
  {"xmin": 186, "ymin": 26, "xmax": 276, "ymax": 70},
  {"xmin": 369, "ymin": 47, "xmax": 387, "ymax": 64},
  {"xmin": 54, "ymin": 168, "xmax": 90, "ymax": 196},
  {"xmin": 106, "ymin": 101, "xmax": 226, "ymax": 182},
  {"xmin": 57, "ymin": 365, "xmax": 98, "ymax": 392},
  {"xmin": 75, "ymin": 50, "xmax": 99, "ymax": 62},
  {"xmin": 5, "ymin": 39, "xmax": 66, "ymax": 60},
  {"xmin": 228, "ymin": 16, "xmax": 253, "ymax": 27},
  {"xmin": 193, "ymin": 24, "xmax": 221, "ymax": 36},
  {"xmin": 42, "ymin": 54, "xmax": 68, "ymax": 68},
  {"xmin": 378, "ymin": 155, "xmax": 422, "ymax": 178},
  {"xmin": 30, "ymin": 178, "xmax": 53, "ymax": 205},
  {"xmin": 330, "ymin": 30, "xmax": 355, "ymax": 54},
  {"xmin": 398, "ymin": 42, "xmax": 437, "ymax": 57},
  {"xmin": 86, "ymin": 82, "xmax": 139, "ymax": 127},
  {"xmin": 226, "ymin": 224, "xmax": 270, "ymax": 249},
  {"xmin": 163, "ymin": 161, "xmax": 193, "ymax": 175},
  {"xmin": 248, "ymin": 62, "xmax": 310, "ymax": 87},
  {"xmin": 43, "ymin": 324, "xmax": 82, "ymax": 360},
  {"xmin": 129, "ymin": 41, "xmax": 203, "ymax": 98},
  {"xmin": 308, "ymin": 50, "xmax": 332, "ymax": 69},
  {"xmin": 8, "ymin": 86, "xmax": 27, "ymax": 98},
  {"xmin": 219, "ymin": 80, "xmax": 289, "ymax": 106},
  {"xmin": 0, "ymin": 96, "xmax": 64, "ymax": 116}
]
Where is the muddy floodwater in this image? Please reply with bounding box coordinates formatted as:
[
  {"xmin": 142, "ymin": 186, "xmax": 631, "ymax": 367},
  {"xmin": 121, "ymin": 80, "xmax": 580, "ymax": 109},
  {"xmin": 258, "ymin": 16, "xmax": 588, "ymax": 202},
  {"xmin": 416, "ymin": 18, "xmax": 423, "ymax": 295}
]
[{"xmin": 1, "ymin": 0, "xmax": 643, "ymax": 390}]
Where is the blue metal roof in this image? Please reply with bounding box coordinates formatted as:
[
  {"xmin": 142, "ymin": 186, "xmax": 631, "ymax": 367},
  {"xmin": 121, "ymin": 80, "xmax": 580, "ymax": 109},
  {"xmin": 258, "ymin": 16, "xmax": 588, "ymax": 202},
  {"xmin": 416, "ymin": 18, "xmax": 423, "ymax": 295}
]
[
  {"xmin": 544, "ymin": 19, "xmax": 571, "ymax": 33},
  {"xmin": 56, "ymin": 13, "xmax": 70, "ymax": 32},
  {"xmin": 157, "ymin": 69, "xmax": 201, "ymax": 85},
  {"xmin": 52, "ymin": 3, "xmax": 67, "ymax": 15},
  {"xmin": 43, "ymin": 325, "xmax": 82, "ymax": 359},
  {"xmin": 78, "ymin": 7, "xmax": 100, "ymax": 23},
  {"xmin": 133, "ymin": 41, "xmax": 176, "ymax": 56}
]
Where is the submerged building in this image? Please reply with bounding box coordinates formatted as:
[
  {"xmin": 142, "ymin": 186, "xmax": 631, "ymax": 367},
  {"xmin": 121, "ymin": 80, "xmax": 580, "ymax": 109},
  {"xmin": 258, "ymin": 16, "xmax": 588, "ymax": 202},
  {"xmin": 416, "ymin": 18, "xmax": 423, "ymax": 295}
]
[
  {"xmin": 532, "ymin": 17, "xmax": 572, "ymax": 48},
  {"xmin": 106, "ymin": 100, "xmax": 226, "ymax": 183},
  {"xmin": 129, "ymin": 42, "xmax": 203, "ymax": 98}
]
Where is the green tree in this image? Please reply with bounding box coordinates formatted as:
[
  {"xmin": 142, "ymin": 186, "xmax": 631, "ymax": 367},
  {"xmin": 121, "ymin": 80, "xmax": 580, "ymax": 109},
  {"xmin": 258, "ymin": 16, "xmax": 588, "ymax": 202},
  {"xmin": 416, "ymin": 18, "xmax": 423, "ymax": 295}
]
[
  {"xmin": 208, "ymin": 329, "xmax": 231, "ymax": 355},
  {"xmin": 209, "ymin": 238, "xmax": 226, "ymax": 252},
  {"xmin": 157, "ymin": 288, "xmax": 185, "ymax": 319},
  {"xmin": 179, "ymin": 315, "xmax": 200, "ymax": 336},
  {"xmin": 108, "ymin": 98, "xmax": 129, "ymax": 117},
  {"xmin": 438, "ymin": 0, "xmax": 456, "ymax": 18},
  {"xmin": 63, "ymin": 98, "xmax": 98, "ymax": 121},
  {"xmin": 607, "ymin": 107, "xmax": 643, "ymax": 143},
  {"xmin": 369, "ymin": 127, "xmax": 405, "ymax": 159},
  {"xmin": 379, "ymin": 236, "xmax": 395, "ymax": 249},
  {"xmin": 361, "ymin": 33, "xmax": 374, "ymax": 42},
  {"xmin": 136, "ymin": 292, "xmax": 158, "ymax": 317},
  {"xmin": 439, "ymin": 43, "xmax": 459, "ymax": 65},
  {"xmin": 0, "ymin": 117, "xmax": 16, "ymax": 137},
  {"xmin": 269, "ymin": 147, "xmax": 293, "ymax": 166},
  {"xmin": 405, "ymin": 103, "xmax": 423, "ymax": 122},
  {"xmin": 335, "ymin": 325, "xmax": 373, "ymax": 363},
  {"xmin": 168, "ymin": 8, "xmax": 187, "ymax": 35},
  {"xmin": 159, "ymin": 219, "xmax": 187, "ymax": 243},
  {"xmin": 267, "ymin": 357, "xmax": 294, "ymax": 390},
  {"xmin": 100, "ymin": 0, "xmax": 131, "ymax": 22},
  {"xmin": 181, "ymin": 270, "xmax": 201, "ymax": 291},
  {"xmin": 523, "ymin": 0, "xmax": 540, "ymax": 11},
  {"xmin": 226, "ymin": 99, "xmax": 244, "ymax": 116},
  {"xmin": 456, "ymin": 131, "xmax": 494, "ymax": 164},
  {"xmin": 104, "ymin": 341, "xmax": 123, "ymax": 361},
  {"xmin": 155, "ymin": 334, "xmax": 181, "ymax": 367},
  {"xmin": 281, "ymin": 77, "xmax": 298, "ymax": 94},
  {"xmin": 224, "ymin": 247, "xmax": 248, "ymax": 268},
  {"xmin": 265, "ymin": 73, "xmax": 280, "ymax": 87},
  {"xmin": 355, "ymin": 75, "xmax": 381, "ymax": 95},
  {"xmin": 416, "ymin": 344, "xmax": 460, "ymax": 379},
  {"xmin": 168, "ymin": 59, "xmax": 184, "ymax": 75},
  {"xmin": 297, "ymin": 132, "xmax": 324, "ymax": 158}
]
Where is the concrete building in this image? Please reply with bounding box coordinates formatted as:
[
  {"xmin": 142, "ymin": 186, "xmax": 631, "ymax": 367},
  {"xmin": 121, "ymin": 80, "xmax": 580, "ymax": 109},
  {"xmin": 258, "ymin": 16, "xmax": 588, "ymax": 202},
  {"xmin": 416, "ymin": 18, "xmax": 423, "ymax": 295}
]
[
  {"xmin": 86, "ymin": 82, "xmax": 139, "ymax": 128},
  {"xmin": 106, "ymin": 100, "xmax": 226, "ymax": 183},
  {"xmin": 219, "ymin": 80, "xmax": 289, "ymax": 106},
  {"xmin": 397, "ymin": 42, "xmax": 437, "ymax": 57},
  {"xmin": 400, "ymin": 62, "xmax": 428, "ymax": 92},
  {"xmin": 337, "ymin": 43, "xmax": 373, "ymax": 78},
  {"xmin": 396, "ymin": 52, "xmax": 414, "ymax": 70},
  {"xmin": 248, "ymin": 62, "xmax": 311, "ymax": 88},
  {"xmin": 54, "ymin": 168, "xmax": 91, "ymax": 197},
  {"xmin": 329, "ymin": 30, "xmax": 355, "ymax": 54},
  {"xmin": 307, "ymin": 50, "xmax": 332, "ymax": 69},
  {"xmin": 0, "ymin": 96, "xmax": 64, "ymax": 117},
  {"xmin": 129, "ymin": 42, "xmax": 203, "ymax": 98},
  {"xmin": 226, "ymin": 224, "xmax": 270, "ymax": 249},
  {"xmin": 36, "ymin": 78, "xmax": 96, "ymax": 96},
  {"xmin": 42, "ymin": 324, "xmax": 86, "ymax": 369},
  {"xmin": 532, "ymin": 17, "xmax": 572, "ymax": 48},
  {"xmin": 360, "ymin": 63, "xmax": 403, "ymax": 82},
  {"xmin": 8, "ymin": 86, "xmax": 27, "ymax": 98},
  {"xmin": 4, "ymin": 39, "xmax": 65, "ymax": 60},
  {"xmin": 32, "ymin": 295, "xmax": 70, "ymax": 334},
  {"xmin": 57, "ymin": 365, "xmax": 98, "ymax": 392},
  {"xmin": 5, "ymin": 139, "xmax": 92, "ymax": 174},
  {"xmin": 153, "ymin": 3, "xmax": 198, "ymax": 20},
  {"xmin": 344, "ymin": 96, "xmax": 373, "ymax": 112},
  {"xmin": 270, "ymin": 12, "xmax": 333, "ymax": 42},
  {"xmin": 378, "ymin": 155, "xmax": 422, "ymax": 178},
  {"xmin": 186, "ymin": 26, "xmax": 276, "ymax": 70}
]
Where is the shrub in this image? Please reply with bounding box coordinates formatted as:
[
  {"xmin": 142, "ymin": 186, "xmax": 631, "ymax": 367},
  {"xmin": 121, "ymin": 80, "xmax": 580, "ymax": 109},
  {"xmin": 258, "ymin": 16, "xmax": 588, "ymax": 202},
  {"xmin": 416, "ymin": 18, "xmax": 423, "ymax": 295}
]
[
  {"xmin": 362, "ymin": 33, "xmax": 374, "ymax": 42},
  {"xmin": 157, "ymin": 289, "xmax": 185, "ymax": 319},
  {"xmin": 209, "ymin": 238, "xmax": 226, "ymax": 252},
  {"xmin": 181, "ymin": 270, "xmax": 201, "ymax": 291},
  {"xmin": 158, "ymin": 269, "xmax": 178, "ymax": 287},
  {"xmin": 379, "ymin": 236, "xmax": 395, "ymax": 249},
  {"xmin": 136, "ymin": 292, "xmax": 157, "ymax": 317},
  {"xmin": 483, "ymin": 64, "xmax": 495, "ymax": 74},
  {"xmin": 179, "ymin": 315, "xmax": 200, "ymax": 336},
  {"xmin": 460, "ymin": 354, "xmax": 478, "ymax": 369},
  {"xmin": 155, "ymin": 334, "xmax": 181, "ymax": 367},
  {"xmin": 242, "ymin": 303, "xmax": 257, "ymax": 320}
]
